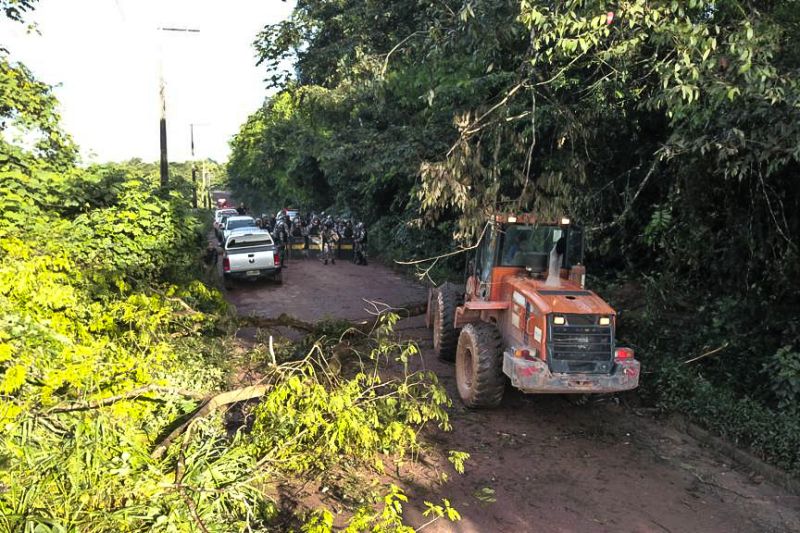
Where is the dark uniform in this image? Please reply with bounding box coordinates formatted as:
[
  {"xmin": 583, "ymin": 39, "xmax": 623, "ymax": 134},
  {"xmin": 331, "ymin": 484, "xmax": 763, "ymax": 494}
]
[
  {"xmin": 273, "ymin": 214, "xmax": 290, "ymax": 267},
  {"xmin": 289, "ymin": 217, "xmax": 304, "ymax": 258},
  {"xmin": 354, "ymin": 222, "xmax": 368, "ymax": 265},
  {"xmin": 342, "ymin": 220, "xmax": 354, "ymax": 239},
  {"xmin": 202, "ymin": 243, "xmax": 219, "ymax": 268},
  {"xmin": 321, "ymin": 220, "xmax": 339, "ymax": 265}
]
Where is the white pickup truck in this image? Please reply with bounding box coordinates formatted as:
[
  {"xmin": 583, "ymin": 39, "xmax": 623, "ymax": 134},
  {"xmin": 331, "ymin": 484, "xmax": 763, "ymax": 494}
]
[
  {"xmin": 222, "ymin": 229, "xmax": 282, "ymax": 283},
  {"xmin": 219, "ymin": 215, "xmax": 257, "ymax": 245}
]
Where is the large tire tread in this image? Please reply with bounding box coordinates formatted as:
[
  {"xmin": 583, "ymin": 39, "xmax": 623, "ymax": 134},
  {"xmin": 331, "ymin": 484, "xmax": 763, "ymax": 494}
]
[
  {"xmin": 457, "ymin": 322, "xmax": 505, "ymax": 408},
  {"xmin": 432, "ymin": 282, "xmax": 462, "ymax": 361}
]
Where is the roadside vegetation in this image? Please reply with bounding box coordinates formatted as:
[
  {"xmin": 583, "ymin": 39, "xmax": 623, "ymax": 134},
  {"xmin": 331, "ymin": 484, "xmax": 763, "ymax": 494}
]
[
  {"xmin": 2, "ymin": 1, "xmax": 798, "ymax": 529},
  {"xmin": 0, "ymin": 163, "xmax": 459, "ymax": 530},
  {"xmin": 227, "ymin": 0, "xmax": 800, "ymax": 474},
  {"xmin": 0, "ymin": 4, "xmax": 461, "ymax": 530}
]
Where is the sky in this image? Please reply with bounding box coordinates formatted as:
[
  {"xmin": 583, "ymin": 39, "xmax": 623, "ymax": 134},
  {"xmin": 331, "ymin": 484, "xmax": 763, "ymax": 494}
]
[{"xmin": 0, "ymin": 0, "xmax": 294, "ymax": 164}]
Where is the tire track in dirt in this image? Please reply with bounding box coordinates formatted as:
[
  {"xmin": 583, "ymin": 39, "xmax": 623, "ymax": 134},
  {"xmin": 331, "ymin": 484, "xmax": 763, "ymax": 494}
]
[
  {"xmin": 220, "ymin": 258, "xmax": 799, "ymax": 532},
  {"xmin": 397, "ymin": 316, "xmax": 799, "ymax": 533}
]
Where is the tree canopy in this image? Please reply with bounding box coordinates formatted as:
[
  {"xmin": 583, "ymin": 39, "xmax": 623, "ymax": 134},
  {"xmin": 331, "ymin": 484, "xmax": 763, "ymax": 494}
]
[{"xmin": 228, "ymin": 0, "xmax": 800, "ymax": 471}]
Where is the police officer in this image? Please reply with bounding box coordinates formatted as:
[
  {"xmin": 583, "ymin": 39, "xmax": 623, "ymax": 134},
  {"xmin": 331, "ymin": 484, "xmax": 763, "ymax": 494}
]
[
  {"xmin": 289, "ymin": 215, "xmax": 304, "ymax": 257},
  {"xmin": 321, "ymin": 218, "xmax": 339, "ymax": 265},
  {"xmin": 354, "ymin": 221, "xmax": 368, "ymax": 265},
  {"xmin": 342, "ymin": 219, "xmax": 354, "ymax": 239},
  {"xmin": 273, "ymin": 212, "xmax": 290, "ymax": 267}
]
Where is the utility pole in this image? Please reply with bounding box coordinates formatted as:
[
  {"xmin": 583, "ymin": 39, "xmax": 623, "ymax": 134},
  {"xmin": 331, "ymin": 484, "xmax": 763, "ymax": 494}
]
[
  {"xmin": 202, "ymin": 161, "xmax": 210, "ymax": 209},
  {"xmin": 190, "ymin": 123, "xmax": 209, "ymax": 209},
  {"xmin": 157, "ymin": 27, "xmax": 200, "ymax": 189},
  {"xmin": 159, "ymin": 76, "xmax": 168, "ymax": 188},
  {"xmin": 190, "ymin": 123, "xmax": 197, "ymax": 207}
]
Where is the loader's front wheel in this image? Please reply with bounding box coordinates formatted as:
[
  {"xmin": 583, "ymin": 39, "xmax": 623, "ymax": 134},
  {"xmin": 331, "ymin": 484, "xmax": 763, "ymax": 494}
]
[
  {"xmin": 456, "ymin": 323, "xmax": 505, "ymax": 408},
  {"xmin": 432, "ymin": 283, "xmax": 460, "ymax": 361}
]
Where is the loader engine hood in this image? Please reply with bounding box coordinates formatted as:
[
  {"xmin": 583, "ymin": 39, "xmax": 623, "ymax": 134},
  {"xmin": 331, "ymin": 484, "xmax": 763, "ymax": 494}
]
[{"xmin": 510, "ymin": 278, "xmax": 615, "ymax": 317}]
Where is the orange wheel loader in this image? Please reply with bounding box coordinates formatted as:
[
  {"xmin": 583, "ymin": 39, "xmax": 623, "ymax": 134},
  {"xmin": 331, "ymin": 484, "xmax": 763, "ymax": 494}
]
[{"xmin": 426, "ymin": 214, "xmax": 640, "ymax": 408}]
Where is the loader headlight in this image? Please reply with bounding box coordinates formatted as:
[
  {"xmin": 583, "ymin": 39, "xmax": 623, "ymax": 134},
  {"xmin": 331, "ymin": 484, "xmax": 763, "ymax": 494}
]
[
  {"xmin": 553, "ymin": 316, "xmax": 565, "ymax": 325},
  {"xmin": 599, "ymin": 317, "xmax": 611, "ymax": 326}
]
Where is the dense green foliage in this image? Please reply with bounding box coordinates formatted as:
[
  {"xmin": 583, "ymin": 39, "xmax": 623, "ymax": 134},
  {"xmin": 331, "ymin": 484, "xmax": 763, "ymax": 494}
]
[
  {"xmin": 0, "ymin": 58, "xmax": 77, "ymax": 171},
  {"xmin": 0, "ymin": 163, "xmax": 457, "ymax": 530},
  {"xmin": 229, "ymin": 0, "xmax": 800, "ymax": 472},
  {"xmin": 1, "ymin": 6, "xmax": 461, "ymax": 529},
  {"xmin": 0, "ymin": 163, "xmax": 231, "ymax": 529}
]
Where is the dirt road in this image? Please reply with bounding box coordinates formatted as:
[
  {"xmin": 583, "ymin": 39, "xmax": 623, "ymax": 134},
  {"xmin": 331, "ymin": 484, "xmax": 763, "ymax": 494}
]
[
  {"xmin": 398, "ymin": 315, "xmax": 799, "ymax": 533},
  {"xmin": 222, "ymin": 259, "xmax": 800, "ymax": 532},
  {"xmin": 224, "ymin": 254, "xmax": 426, "ymax": 322}
]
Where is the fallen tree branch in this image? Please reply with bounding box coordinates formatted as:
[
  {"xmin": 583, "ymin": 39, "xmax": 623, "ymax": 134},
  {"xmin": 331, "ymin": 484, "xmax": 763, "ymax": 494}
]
[
  {"xmin": 239, "ymin": 303, "xmax": 428, "ymax": 334},
  {"xmin": 395, "ymin": 222, "xmax": 489, "ymax": 267},
  {"xmin": 49, "ymin": 385, "xmax": 206, "ymax": 414},
  {"xmin": 150, "ymin": 288, "xmax": 201, "ymax": 315},
  {"xmin": 152, "ymin": 384, "xmax": 270, "ymax": 460},
  {"xmin": 181, "ymin": 486, "xmax": 211, "ymax": 533},
  {"xmin": 683, "ymin": 343, "xmax": 729, "ymax": 365},
  {"xmin": 396, "ymin": 302, "xmax": 427, "ymax": 318},
  {"xmin": 362, "ymin": 299, "xmax": 427, "ymax": 319},
  {"xmin": 239, "ymin": 313, "xmax": 315, "ymax": 332},
  {"xmin": 146, "ymin": 304, "xmax": 427, "ymax": 463}
]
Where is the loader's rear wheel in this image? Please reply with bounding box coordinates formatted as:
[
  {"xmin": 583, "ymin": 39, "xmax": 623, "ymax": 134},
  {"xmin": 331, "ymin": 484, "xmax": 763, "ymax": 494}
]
[
  {"xmin": 456, "ymin": 323, "xmax": 505, "ymax": 408},
  {"xmin": 432, "ymin": 283, "xmax": 460, "ymax": 361}
]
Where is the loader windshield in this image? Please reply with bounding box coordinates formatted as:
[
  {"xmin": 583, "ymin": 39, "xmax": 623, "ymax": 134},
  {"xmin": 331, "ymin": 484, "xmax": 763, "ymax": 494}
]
[{"xmin": 500, "ymin": 224, "xmax": 583, "ymax": 271}]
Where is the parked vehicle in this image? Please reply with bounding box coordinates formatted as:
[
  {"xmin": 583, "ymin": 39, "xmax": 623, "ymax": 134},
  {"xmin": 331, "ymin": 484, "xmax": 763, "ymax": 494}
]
[
  {"xmin": 214, "ymin": 212, "xmax": 238, "ymax": 241},
  {"xmin": 219, "ymin": 215, "xmax": 257, "ymax": 244},
  {"xmin": 222, "ymin": 230, "xmax": 282, "ymax": 283},
  {"xmin": 214, "ymin": 208, "xmax": 238, "ymax": 228},
  {"xmin": 427, "ymin": 213, "xmax": 639, "ymax": 408}
]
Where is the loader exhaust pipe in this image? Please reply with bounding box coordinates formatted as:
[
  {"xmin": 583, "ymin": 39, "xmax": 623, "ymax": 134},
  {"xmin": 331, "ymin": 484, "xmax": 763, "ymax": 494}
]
[{"xmin": 545, "ymin": 237, "xmax": 566, "ymax": 287}]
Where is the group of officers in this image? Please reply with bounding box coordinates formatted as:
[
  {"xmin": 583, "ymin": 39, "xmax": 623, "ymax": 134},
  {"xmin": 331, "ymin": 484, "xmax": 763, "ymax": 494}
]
[{"xmin": 255, "ymin": 209, "xmax": 369, "ymax": 266}]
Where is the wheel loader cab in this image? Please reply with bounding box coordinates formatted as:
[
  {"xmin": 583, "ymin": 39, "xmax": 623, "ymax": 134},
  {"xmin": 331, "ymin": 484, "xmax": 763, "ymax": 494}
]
[
  {"xmin": 432, "ymin": 213, "xmax": 640, "ymax": 408},
  {"xmin": 466, "ymin": 217, "xmax": 585, "ymax": 302}
]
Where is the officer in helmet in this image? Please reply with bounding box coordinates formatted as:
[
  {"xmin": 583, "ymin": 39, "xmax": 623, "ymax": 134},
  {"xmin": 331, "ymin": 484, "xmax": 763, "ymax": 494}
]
[
  {"xmin": 354, "ymin": 221, "xmax": 368, "ymax": 265},
  {"xmin": 273, "ymin": 212, "xmax": 291, "ymax": 267},
  {"xmin": 321, "ymin": 217, "xmax": 339, "ymax": 265},
  {"xmin": 290, "ymin": 215, "xmax": 304, "ymax": 256}
]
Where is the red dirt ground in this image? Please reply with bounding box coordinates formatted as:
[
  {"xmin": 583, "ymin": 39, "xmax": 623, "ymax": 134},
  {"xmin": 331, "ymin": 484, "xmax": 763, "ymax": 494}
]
[
  {"xmin": 397, "ymin": 315, "xmax": 799, "ymax": 533},
  {"xmin": 220, "ymin": 256, "xmax": 800, "ymax": 533},
  {"xmin": 223, "ymin": 254, "xmax": 427, "ymax": 322}
]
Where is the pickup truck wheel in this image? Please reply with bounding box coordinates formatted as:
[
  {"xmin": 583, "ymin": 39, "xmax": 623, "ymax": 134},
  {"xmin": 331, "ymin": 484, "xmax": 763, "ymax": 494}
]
[
  {"xmin": 432, "ymin": 282, "xmax": 461, "ymax": 362},
  {"xmin": 456, "ymin": 323, "xmax": 505, "ymax": 408},
  {"xmin": 274, "ymin": 271, "xmax": 283, "ymax": 284}
]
